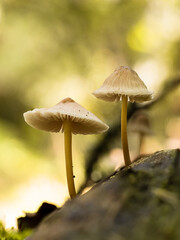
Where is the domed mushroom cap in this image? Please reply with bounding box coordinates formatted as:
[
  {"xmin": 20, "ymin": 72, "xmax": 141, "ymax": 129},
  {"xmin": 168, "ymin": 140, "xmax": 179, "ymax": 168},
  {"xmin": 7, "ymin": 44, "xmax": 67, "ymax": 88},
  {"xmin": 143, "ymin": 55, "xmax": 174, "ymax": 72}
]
[
  {"xmin": 93, "ymin": 66, "xmax": 153, "ymax": 103},
  {"xmin": 128, "ymin": 111, "xmax": 153, "ymax": 135},
  {"xmin": 23, "ymin": 98, "xmax": 109, "ymax": 135}
]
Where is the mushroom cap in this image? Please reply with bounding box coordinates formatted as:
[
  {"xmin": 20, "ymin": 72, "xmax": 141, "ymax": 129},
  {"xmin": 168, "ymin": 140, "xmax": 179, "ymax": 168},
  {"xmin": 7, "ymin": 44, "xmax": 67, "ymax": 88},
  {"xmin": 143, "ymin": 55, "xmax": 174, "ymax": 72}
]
[
  {"xmin": 93, "ymin": 66, "xmax": 153, "ymax": 103},
  {"xmin": 23, "ymin": 98, "xmax": 109, "ymax": 135},
  {"xmin": 128, "ymin": 111, "xmax": 153, "ymax": 135}
]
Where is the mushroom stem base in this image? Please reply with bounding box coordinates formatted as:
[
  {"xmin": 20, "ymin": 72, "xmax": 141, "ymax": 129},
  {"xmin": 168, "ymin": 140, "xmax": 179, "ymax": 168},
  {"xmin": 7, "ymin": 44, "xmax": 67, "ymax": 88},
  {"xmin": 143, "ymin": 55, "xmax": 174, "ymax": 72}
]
[
  {"xmin": 64, "ymin": 120, "xmax": 76, "ymax": 199},
  {"xmin": 121, "ymin": 96, "xmax": 131, "ymax": 166}
]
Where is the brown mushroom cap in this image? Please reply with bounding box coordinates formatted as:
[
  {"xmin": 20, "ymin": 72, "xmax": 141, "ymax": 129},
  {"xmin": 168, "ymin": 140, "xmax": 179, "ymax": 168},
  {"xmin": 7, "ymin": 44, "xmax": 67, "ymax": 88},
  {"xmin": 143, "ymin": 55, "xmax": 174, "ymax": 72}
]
[
  {"xmin": 23, "ymin": 98, "xmax": 109, "ymax": 135},
  {"xmin": 128, "ymin": 111, "xmax": 153, "ymax": 135},
  {"xmin": 93, "ymin": 66, "xmax": 153, "ymax": 103}
]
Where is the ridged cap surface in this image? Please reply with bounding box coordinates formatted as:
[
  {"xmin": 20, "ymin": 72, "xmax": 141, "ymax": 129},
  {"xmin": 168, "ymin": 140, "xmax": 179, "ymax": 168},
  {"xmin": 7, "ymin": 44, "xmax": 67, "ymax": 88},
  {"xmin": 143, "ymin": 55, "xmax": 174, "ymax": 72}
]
[
  {"xmin": 23, "ymin": 98, "xmax": 109, "ymax": 134},
  {"xmin": 93, "ymin": 66, "xmax": 153, "ymax": 103}
]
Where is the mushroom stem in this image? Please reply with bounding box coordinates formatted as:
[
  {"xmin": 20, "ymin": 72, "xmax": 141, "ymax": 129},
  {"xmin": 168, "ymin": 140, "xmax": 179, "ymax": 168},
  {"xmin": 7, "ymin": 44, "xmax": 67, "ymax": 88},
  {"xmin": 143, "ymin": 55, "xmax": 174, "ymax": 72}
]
[
  {"xmin": 64, "ymin": 120, "xmax": 76, "ymax": 199},
  {"xmin": 139, "ymin": 133, "xmax": 144, "ymax": 155},
  {"xmin": 121, "ymin": 95, "xmax": 131, "ymax": 166}
]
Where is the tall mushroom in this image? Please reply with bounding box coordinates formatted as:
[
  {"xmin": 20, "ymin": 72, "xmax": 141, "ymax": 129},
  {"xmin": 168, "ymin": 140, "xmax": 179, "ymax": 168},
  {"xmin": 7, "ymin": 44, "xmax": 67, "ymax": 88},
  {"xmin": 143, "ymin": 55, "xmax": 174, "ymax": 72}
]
[
  {"xmin": 128, "ymin": 111, "xmax": 153, "ymax": 156},
  {"xmin": 93, "ymin": 66, "xmax": 153, "ymax": 167},
  {"xmin": 23, "ymin": 97, "xmax": 109, "ymax": 199}
]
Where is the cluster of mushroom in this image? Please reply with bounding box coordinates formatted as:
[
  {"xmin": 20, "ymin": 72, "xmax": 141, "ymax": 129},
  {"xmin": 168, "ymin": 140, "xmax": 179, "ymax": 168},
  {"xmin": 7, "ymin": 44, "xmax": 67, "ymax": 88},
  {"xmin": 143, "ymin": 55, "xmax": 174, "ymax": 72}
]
[{"xmin": 24, "ymin": 66, "xmax": 153, "ymax": 199}]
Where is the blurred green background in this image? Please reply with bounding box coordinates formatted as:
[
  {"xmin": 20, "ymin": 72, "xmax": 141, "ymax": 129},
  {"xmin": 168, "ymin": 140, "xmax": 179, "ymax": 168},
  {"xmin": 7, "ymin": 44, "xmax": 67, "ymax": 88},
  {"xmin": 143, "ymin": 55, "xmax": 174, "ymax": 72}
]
[{"xmin": 0, "ymin": 0, "xmax": 180, "ymax": 229}]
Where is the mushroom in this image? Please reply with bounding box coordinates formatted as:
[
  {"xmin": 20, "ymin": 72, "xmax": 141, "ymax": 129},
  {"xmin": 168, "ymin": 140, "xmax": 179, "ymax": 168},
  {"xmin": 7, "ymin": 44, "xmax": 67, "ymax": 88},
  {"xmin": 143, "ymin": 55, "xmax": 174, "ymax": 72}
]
[
  {"xmin": 128, "ymin": 111, "xmax": 153, "ymax": 156},
  {"xmin": 23, "ymin": 97, "xmax": 109, "ymax": 199},
  {"xmin": 93, "ymin": 66, "xmax": 153, "ymax": 167}
]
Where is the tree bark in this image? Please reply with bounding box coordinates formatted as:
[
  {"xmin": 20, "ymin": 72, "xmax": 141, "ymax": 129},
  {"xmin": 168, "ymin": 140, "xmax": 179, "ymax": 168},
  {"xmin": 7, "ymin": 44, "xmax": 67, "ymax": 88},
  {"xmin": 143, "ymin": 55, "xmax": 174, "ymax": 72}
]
[{"xmin": 28, "ymin": 149, "xmax": 180, "ymax": 240}]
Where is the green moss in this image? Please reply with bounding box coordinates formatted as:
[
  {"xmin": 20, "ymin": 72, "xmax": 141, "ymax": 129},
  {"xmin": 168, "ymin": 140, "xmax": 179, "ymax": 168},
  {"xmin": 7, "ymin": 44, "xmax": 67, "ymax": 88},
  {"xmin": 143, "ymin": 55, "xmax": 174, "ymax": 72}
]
[{"xmin": 0, "ymin": 222, "xmax": 32, "ymax": 240}]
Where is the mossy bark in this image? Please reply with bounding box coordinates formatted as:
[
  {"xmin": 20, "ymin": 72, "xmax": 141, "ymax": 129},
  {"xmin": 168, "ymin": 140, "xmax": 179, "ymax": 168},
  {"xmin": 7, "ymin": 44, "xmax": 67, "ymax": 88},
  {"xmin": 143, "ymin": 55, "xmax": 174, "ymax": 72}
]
[{"xmin": 28, "ymin": 149, "xmax": 180, "ymax": 240}]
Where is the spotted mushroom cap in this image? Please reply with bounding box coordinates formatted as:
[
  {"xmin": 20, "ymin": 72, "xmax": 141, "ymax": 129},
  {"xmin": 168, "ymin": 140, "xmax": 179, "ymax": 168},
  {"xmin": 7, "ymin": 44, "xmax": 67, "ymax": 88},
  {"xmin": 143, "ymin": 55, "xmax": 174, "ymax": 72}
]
[
  {"xmin": 23, "ymin": 98, "xmax": 109, "ymax": 134},
  {"xmin": 93, "ymin": 66, "xmax": 153, "ymax": 103}
]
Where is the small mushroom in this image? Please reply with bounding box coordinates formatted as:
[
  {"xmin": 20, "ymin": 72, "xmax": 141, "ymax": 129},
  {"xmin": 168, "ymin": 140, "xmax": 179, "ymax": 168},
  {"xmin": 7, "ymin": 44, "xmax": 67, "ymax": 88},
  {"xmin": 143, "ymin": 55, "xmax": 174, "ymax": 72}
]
[
  {"xmin": 93, "ymin": 66, "xmax": 153, "ymax": 167},
  {"xmin": 128, "ymin": 111, "xmax": 153, "ymax": 156},
  {"xmin": 23, "ymin": 97, "xmax": 109, "ymax": 199}
]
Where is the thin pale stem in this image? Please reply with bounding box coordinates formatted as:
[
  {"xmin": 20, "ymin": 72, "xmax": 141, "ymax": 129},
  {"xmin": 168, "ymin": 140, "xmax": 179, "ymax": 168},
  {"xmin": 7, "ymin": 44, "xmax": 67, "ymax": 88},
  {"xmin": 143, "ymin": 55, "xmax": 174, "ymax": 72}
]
[
  {"xmin": 64, "ymin": 120, "xmax": 76, "ymax": 199},
  {"xmin": 139, "ymin": 133, "xmax": 144, "ymax": 154},
  {"xmin": 121, "ymin": 96, "xmax": 131, "ymax": 166}
]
